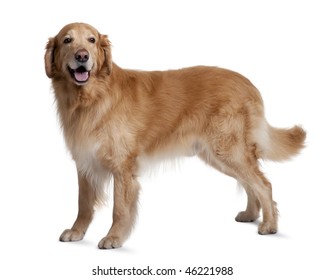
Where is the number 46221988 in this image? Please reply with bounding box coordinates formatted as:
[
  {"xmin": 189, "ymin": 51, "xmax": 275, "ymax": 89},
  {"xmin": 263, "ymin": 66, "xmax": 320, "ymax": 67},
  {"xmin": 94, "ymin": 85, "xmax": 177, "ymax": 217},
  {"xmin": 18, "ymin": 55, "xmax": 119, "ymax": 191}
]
[{"xmin": 184, "ymin": 267, "xmax": 233, "ymax": 276}]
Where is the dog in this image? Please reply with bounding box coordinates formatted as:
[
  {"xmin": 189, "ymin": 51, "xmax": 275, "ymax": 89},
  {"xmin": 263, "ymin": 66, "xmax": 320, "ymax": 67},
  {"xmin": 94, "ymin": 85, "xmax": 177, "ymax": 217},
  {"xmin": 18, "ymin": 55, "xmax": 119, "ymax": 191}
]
[{"xmin": 45, "ymin": 22, "xmax": 306, "ymax": 249}]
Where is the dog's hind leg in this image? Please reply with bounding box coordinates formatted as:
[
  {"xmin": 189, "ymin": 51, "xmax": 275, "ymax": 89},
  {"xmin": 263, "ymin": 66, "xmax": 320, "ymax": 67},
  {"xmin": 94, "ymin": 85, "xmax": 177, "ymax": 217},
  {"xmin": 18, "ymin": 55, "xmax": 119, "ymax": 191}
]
[
  {"xmin": 199, "ymin": 121, "xmax": 278, "ymax": 234},
  {"xmin": 240, "ymin": 169, "xmax": 278, "ymax": 234},
  {"xmin": 200, "ymin": 147, "xmax": 278, "ymax": 234},
  {"xmin": 235, "ymin": 183, "xmax": 260, "ymax": 222}
]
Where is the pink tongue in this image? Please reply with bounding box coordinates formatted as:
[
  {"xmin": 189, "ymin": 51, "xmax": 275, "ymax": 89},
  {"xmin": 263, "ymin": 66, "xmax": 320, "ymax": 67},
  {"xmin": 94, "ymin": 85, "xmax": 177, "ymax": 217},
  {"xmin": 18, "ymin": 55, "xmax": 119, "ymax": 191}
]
[{"xmin": 74, "ymin": 71, "xmax": 89, "ymax": 82}]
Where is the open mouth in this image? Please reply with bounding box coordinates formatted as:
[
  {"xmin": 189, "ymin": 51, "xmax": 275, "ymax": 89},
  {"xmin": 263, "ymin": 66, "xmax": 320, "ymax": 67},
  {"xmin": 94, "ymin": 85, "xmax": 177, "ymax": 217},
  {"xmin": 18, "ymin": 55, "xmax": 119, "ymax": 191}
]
[{"xmin": 68, "ymin": 66, "xmax": 90, "ymax": 84}]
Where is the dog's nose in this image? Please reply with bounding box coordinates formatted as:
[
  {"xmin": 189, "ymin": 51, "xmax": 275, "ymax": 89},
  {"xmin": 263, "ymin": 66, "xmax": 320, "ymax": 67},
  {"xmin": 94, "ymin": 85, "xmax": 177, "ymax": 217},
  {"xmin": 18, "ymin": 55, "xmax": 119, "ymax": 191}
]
[{"xmin": 75, "ymin": 49, "xmax": 89, "ymax": 63}]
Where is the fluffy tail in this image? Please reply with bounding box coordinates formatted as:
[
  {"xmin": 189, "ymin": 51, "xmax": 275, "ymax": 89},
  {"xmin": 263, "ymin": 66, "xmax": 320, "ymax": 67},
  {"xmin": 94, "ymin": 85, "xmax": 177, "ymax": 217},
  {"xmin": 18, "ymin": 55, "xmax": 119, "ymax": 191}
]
[{"xmin": 256, "ymin": 123, "xmax": 306, "ymax": 161}]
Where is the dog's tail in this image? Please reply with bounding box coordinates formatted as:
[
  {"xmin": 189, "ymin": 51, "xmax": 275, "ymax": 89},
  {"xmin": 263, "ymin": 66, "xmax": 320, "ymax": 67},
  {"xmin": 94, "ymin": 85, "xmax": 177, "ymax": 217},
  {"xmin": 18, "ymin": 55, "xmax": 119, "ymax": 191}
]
[{"xmin": 255, "ymin": 121, "xmax": 306, "ymax": 161}]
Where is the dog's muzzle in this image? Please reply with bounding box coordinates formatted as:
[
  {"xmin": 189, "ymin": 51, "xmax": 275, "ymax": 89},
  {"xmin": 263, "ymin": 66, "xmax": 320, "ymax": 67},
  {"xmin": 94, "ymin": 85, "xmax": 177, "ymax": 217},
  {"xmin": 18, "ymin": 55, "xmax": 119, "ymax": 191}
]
[{"xmin": 68, "ymin": 49, "xmax": 92, "ymax": 84}]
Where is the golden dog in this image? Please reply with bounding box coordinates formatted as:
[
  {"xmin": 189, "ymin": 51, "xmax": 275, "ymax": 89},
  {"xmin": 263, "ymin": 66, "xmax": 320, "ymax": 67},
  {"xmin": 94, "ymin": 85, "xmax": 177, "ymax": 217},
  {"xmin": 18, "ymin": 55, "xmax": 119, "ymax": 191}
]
[{"xmin": 45, "ymin": 23, "xmax": 306, "ymax": 249}]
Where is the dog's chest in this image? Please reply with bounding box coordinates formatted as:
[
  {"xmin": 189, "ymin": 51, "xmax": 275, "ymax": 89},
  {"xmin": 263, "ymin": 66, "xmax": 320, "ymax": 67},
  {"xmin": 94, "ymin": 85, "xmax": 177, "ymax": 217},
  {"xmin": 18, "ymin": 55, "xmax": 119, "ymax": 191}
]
[
  {"xmin": 72, "ymin": 141, "xmax": 99, "ymax": 170},
  {"xmin": 70, "ymin": 140, "xmax": 108, "ymax": 186}
]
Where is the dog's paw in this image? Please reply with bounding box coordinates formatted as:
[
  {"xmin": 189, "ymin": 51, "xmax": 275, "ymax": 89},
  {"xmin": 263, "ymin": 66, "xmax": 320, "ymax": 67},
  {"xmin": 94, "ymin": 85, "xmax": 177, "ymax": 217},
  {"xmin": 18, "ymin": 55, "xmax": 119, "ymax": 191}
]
[
  {"xmin": 258, "ymin": 222, "xmax": 277, "ymax": 235},
  {"xmin": 98, "ymin": 236, "xmax": 122, "ymax": 249},
  {"xmin": 235, "ymin": 211, "xmax": 259, "ymax": 222},
  {"xmin": 59, "ymin": 229, "xmax": 85, "ymax": 242}
]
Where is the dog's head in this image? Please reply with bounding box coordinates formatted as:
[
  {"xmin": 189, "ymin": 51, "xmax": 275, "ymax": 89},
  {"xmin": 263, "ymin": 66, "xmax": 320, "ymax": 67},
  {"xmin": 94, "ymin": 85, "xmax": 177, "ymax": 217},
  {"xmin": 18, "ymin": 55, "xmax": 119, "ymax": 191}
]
[{"xmin": 45, "ymin": 23, "xmax": 112, "ymax": 85}]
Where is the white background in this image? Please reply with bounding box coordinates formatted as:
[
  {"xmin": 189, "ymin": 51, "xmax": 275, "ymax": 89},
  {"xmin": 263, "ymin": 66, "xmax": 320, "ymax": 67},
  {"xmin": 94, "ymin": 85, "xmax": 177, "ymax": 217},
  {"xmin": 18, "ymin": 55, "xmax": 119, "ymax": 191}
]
[{"xmin": 1, "ymin": 0, "xmax": 324, "ymax": 279}]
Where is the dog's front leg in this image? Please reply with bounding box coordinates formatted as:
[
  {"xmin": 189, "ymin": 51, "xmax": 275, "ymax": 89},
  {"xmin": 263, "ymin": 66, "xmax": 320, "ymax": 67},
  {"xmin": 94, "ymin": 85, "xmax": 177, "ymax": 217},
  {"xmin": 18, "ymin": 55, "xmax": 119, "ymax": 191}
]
[
  {"xmin": 98, "ymin": 168, "xmax": 140, "ymax": 249},
  {"xmin": 60, "ymin": 171, "xmax": 95, "ymax": 242}
]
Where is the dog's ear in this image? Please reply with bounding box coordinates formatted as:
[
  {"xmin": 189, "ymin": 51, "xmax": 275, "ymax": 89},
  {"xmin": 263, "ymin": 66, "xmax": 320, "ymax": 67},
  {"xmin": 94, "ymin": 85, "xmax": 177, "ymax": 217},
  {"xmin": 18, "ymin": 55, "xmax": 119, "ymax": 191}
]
[
  {"xmin": 99, "ymin": 34, "xmax": 113, "ymax": 75},
  {"xmin": 44, "ymin": 37, "xmax": 56, "ymax": 78}
]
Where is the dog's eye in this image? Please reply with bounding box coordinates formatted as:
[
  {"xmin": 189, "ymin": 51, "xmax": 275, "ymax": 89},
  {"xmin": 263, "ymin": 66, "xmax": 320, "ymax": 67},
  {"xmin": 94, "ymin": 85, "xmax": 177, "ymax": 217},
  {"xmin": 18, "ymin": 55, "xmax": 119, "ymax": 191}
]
[
  {"xmin": 88, "ymin": 37, "xmax": 96, "ymax": 44},
  {"xmin": 64, "ymin": 38, "xmax": 72, "ymax": 44}
]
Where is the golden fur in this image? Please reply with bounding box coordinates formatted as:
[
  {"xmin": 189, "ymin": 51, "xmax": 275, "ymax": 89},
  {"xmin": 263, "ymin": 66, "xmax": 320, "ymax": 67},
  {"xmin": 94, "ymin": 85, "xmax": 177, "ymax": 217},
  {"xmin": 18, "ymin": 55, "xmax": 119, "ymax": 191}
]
[{"xmin": 45, "ymin": 23, "xmax": 306, "ymax": 249}]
